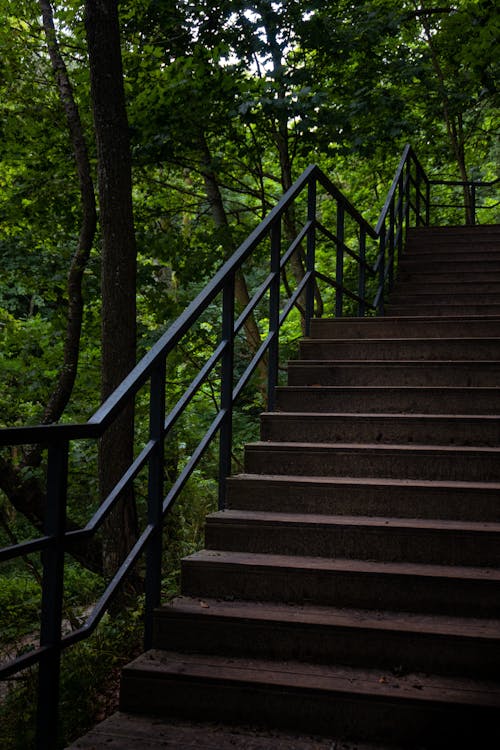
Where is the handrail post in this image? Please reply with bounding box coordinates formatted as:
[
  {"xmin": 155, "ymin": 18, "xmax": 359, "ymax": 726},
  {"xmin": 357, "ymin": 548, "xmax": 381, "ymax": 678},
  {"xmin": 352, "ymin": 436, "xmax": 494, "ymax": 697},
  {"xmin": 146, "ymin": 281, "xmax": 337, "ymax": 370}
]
[
  {"xmin": 358, "ymin": 227, "xmax": 366, "ymax": 317},
  {"xmin": 218, "ymin": 274, "xmax": 235, "ymax": 510},
  {"xmin": 425, "ymin": 176, "xmax": 431, "ymax": 226},
  {"xmin": 415, "ymin": 163, "xmax": 422, "ymax": 226},
  {"xmin": 397, "ymin": 171, "xmax": 404, "ymax": 265},
  {"xmin": 335, "ymin": 203, "xmax": 345, "ymax": 317},
  {"xmin": 36, "ymin": 440, "xmax": 69, "ymax": 750},
  {"xmin": 471, "ymin": 182, "xmax": 476, "ymax": 225},
  {"xmin": 305, "ymin": 176, "xmax": 316, "ymax": 335},
  {"xmin": 378, "ymin": 226, "xmax": 386, "ymax": 316},
  {"xmin": 388, "ymin": 199, "xmax": 395, "ymax": 293},
  {"xmin": 144, "ymin": 359, "xmax": 166, "ymax": 649},
  {"xmin": 268, "ymin": 221, "xmax": 281, "ymax": 411}
]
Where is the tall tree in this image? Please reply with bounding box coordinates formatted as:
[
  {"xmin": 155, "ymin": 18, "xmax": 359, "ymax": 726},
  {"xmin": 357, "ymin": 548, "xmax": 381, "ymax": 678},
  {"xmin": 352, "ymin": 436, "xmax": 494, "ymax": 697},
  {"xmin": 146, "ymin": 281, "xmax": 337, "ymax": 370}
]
[{"xmin": 84, "ymin": 0, "xmax": 139, "ymax": 579}]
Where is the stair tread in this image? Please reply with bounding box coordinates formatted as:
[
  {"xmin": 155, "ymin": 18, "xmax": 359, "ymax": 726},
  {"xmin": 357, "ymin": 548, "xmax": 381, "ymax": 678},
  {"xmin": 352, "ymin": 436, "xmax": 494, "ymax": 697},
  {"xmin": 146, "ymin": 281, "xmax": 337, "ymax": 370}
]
[
  {"xmin": 263, "ymin": 411, "xmax": 500, "ymax": 420},
  {"xmin": 125, "ymin": 650, "xmax": 500, "ymax": 707},
  {"xmin": 301, "ymin": 337, "xmax": 500, "ymax": 343},
  {"xmin": 160, "ymin": 596, "xmax": 500, "ymax": 640},
  {"xmin": 207, "ymin": 509, "xmax": 500, "ymax": 534},
  {"xmin": 232, "ymin": 472, "xmax": 500, "ymax": 491},
  {"xmin": 289, "ymin": 359, "xmax": 500, "ymax": 364},
  {"xmin": 310, "ymin": 315, "xmax": 500, "ymax": 323},
  {"xmin": 276, "ymin": 384, "xmax": 500, "ymax": 391},
  {"xmin": 247, "ymin": 440, "xmax": 500, "ymax": 455},
  {"xmin": 186, "ymin": 549, "xmax": 500, "ymax": 581}
]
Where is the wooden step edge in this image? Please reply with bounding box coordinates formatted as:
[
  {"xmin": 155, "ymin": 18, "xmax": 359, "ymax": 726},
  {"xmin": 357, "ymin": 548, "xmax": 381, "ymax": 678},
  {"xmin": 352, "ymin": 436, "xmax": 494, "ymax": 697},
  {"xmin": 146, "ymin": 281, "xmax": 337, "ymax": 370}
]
[
  {"xmin": 246, "ymin": 440, "xmax": 500, "ymax": 456},
  {"xmin": 287, "ymin": 359, "xmax": 500, "ymax": 365},
  {"xmin": 185, "ymin": 549, "xmax": 500, "ymax": 583},
  {"xmin": 275, "ymin": 384, "xmax": 500, "ymax": 393},
  {"xmin": 228, "ymin": 473, "xmax": 500, "ymax": 491},
  {"xmin": 206, "ymin": 510, "xmax": 500, "ymax": 535},
  {"xmin": 300, "ymin": 337, "xmax": 500, "ymax": 344},
  {"xmin": 261, "ymin": 411, "xmax": 500, "ymax": 421},
  {"xmin": 309, "ymin": 315, "xmax": 500, "ymax": 323},
  {"xmin": 157, "ymin": 596, "xmax": 500, "ymax": 641},
  {"xmin": 123, "ymin": 650, "xmax": 500, "ymax": 708}
]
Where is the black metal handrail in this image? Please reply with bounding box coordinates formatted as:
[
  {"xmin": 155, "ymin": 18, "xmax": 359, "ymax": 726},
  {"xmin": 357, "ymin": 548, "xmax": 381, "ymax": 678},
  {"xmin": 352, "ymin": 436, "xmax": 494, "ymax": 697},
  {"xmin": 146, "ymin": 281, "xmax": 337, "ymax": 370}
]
[
  {"xmin": 0, "ymin": 145, "xmax": 430, "ymax": 748},
  {"xmin": 429, "ymin": 176, "xmax": 500, "ymax": 225}
]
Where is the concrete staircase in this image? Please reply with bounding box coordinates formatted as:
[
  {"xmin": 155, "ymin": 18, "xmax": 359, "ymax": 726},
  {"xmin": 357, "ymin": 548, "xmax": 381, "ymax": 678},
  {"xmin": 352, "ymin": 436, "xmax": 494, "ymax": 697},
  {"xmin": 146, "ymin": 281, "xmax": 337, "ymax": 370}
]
[{"xmin": 120, "ymin": 225, "xmax": 500, "ymax": 748}]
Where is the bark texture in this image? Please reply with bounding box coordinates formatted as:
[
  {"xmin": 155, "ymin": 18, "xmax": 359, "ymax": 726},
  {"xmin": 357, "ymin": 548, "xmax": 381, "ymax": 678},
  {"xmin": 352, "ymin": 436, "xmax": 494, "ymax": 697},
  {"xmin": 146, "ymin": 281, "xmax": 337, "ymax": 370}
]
[{"xmin": 85, "ymin": 0, "xmax": 138, "ymax": 580}]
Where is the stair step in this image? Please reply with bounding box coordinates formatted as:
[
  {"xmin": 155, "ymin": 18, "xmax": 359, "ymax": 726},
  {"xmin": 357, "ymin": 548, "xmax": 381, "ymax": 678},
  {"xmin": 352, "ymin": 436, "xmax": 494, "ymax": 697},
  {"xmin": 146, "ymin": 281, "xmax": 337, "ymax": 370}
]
[
  {"xmin": 274, "ymin": 385, "xmax": 500, "ymax": 414},
  {"xmin": 397, "ymin": 271, "xmax": 500, "ymax": 284},
  {"xmin": 391, "ymin": 280, "xmax": 500, "ymax": 291},
  {"xmin": 308, "ymin": 316, "xmax": 500, "ymax": 339},
  {"xmin": 154, "ymin": 597, "xmax": 500, "ymax": 678},
  {"xmin": 299, "ymin": 337, "xmax": 500, "ymax": 360},
  {"xmin": 205, "ymin": 510, "xmax": 500, "ymax": 566},
  {"xmin": 386, "ymin": 305, "xmax": 500, "ymax": 317},
  {"xmin": 287, "ymin": 360, "xmax": 500, "ymax": 387},
  {"xmin": 389, "ymin": 294, "xmax": 500, "ymax": 308},
  {"xmin": 226, "ymin": 474, "xmax": 500, "ymax": 522},
  {"xmin": 181, "ymin": 550, "xmax": 500, "ymax": 616},
  {"xmin": 399, "ymin": 258, "xmax": 500, "ymax": 270},
  {"xmin": 66, "ymin": 713, "xmax": 376, "ymax": 750},
  {"xmin": 261, "ymin": 412, "xmax": 500, "ymax": 445},
  {"xmin": 120, "ymin": 650, "xmax": 500, "ymax": 746},
  {"xmin": 244, "ymin": 441, "xmax": 500, "ymax": 482},
  {"xmin": 401, "ymin": 251, "xmax": 500, "ymax": 262}
]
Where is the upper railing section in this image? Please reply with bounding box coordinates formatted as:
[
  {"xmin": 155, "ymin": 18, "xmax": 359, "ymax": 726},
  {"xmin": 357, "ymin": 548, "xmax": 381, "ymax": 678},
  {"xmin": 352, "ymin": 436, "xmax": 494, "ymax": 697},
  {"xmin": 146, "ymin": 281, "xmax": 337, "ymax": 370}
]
[{"xmin": 1, "ymin": 145, "xmax": 494, "ymax": 749}]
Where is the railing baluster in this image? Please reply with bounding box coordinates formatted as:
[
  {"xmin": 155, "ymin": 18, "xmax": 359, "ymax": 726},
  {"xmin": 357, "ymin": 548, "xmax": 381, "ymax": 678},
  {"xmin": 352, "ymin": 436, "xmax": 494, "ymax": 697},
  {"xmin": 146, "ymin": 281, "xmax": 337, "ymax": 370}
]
[
  {"xmin": 36, "ymin": 440, "xmax": 69, "ymax": 750},
  {"xmin": 305, "ymin": 177, "xmax": 317, "ymax": 335},
  {"xmin": 415, "ymin": 163, "xmax": 422, "ymax": 225},
  {"xmin": 397, "ymin": 170, "xmax": 404, "ymax": 265},
  {"xmin": 358, "ymin": 227, "xmax": 366, "ymax": 317},
  {"xmin": 218, "ymin": 274, "xmax": 235, "ymax": 510},
  {"xmin": 378, "ymin": 227, "xmax": 386, "ymax": 316},
  {"xmin": 144, "ymin": 359, "xmax": 166, "ymax": 649},
  {"xmin": 335, "ymin": 203, "xmax": 345, "ymax": 317},
  {"xmin": 388, "ymin": 199, "xmax": 395, "ymax": 292},
  {"xmin": 268, "ymin": 221, "xmax": 281, "ymax": 410}
]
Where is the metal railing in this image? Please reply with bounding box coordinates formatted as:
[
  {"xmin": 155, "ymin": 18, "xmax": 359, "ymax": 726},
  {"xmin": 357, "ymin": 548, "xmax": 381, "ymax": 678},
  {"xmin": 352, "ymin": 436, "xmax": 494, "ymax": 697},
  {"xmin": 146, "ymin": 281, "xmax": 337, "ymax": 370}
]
[
  {"xmin": 429, "ymin": 176, "xmax": 500, "ymax": 225},
  {"xmin": 0, "ymin": 145, "xmax": 432, "ymax": 748}
]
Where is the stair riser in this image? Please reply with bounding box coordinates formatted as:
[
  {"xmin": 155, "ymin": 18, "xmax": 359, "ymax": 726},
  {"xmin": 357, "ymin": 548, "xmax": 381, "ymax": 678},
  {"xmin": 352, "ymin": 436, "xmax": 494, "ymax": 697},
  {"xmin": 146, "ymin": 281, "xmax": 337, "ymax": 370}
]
[
  {"xmin": 398, "ymin": 272, "xmax": 500, "ymax": 284},
  {"xmin": 120, "ymin": 670, "xmax": 499, "ymax": 748},
  {"xmin": 261, "ymin": 414, "xmax": 500, "ymax": 446},
  {"xmin": 401, "ymin": 252, "xmax": 500, "ymax": 263},
  {"xmin": 390, "ymin": 278, "xmax": 500, "ymax": 296},
  {"xmin": 205, "ymin": 519, "xmax": 500, "ymax": 566},
  {"xmin": 275, "ymin": 388, "xmax": 500, "ymax": 414},
  {"xmin": 309, "ymin": 319, "xmax": 500, "ymax": 339},
  {"xmin": 299, "ymin": 339, "xmax": 500, "ymax": 360},
  {"xmin": 244, "ymin": 447, "xmax": 500, "ymax": 482},
  {"xmin": 181, "ymin": 559, "xmax": 500, "ymax": 617},
  {"xmin": 389, "ymin": 292, "xmax": 500, "ymax": 304},
  {"xmin": 225, "ymin": 477, "xmax": 500, "ymax": 522},
  {"xmin": 386, "ymin": 306, "xmax": 500, "ymax": 317},
  {"xmin": 398, "ymin": 264, "xmax": 500, "ymax": 279},
  {"xmin": 153, "ymin": 611, "xmax": 500, "ymax": 679},
  {"xmin": 287, "ymin": 362, "xmax": 500, "ymax": 387}
]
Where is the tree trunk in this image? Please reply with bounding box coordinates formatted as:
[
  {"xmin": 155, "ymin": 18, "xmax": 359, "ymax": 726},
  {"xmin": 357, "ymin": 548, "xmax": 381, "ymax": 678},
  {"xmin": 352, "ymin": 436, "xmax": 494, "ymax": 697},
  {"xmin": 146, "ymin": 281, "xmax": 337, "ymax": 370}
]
[
  {"xmin": 84, "ymin": 0, "xmax": 138, "ymax": 582},
  {"xmin": 38, "ymin": 0, "xmax": 97, "ymax": 423}
]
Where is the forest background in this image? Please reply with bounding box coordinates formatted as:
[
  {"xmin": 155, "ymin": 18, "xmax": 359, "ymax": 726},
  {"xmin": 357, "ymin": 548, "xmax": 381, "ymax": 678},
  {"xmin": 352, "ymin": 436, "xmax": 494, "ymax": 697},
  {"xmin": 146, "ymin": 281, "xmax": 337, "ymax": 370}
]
[{"xmin": 0, "ymin": 0, "xmax": 498, "ymax": 747}]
